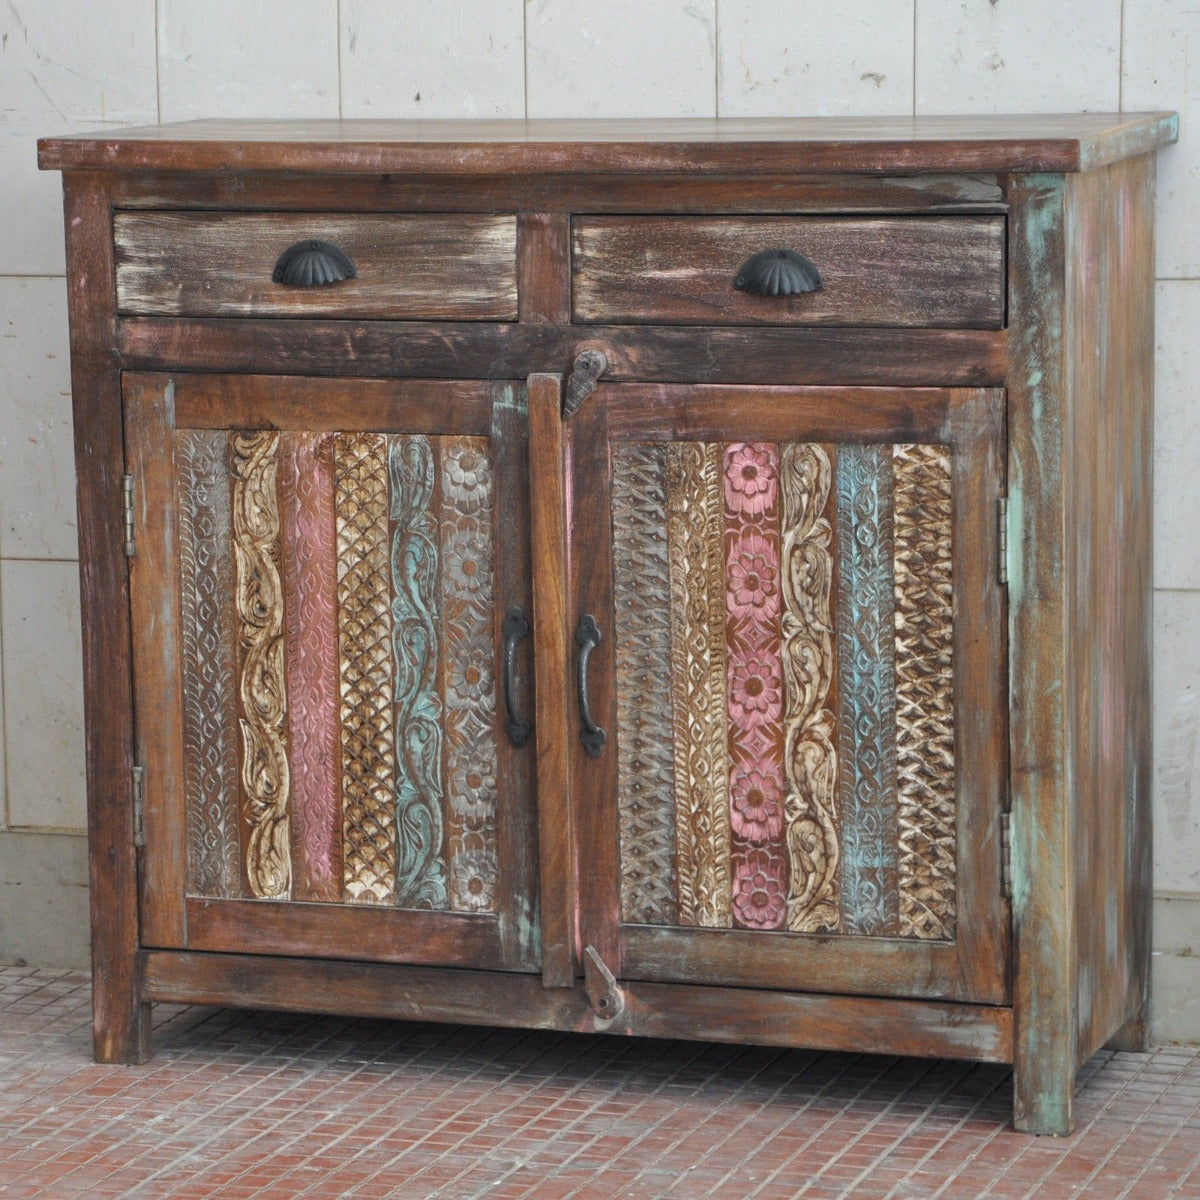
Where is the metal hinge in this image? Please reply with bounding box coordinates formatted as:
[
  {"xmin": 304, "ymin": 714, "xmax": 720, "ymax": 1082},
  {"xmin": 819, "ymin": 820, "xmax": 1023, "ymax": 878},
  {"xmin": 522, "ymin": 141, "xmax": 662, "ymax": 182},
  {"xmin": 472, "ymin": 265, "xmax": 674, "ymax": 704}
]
[
  {"xmin": 122, "ymin": 474, "xmax": 136, "ymax": 558},
  {"xmin": 1000, "ymin": 811, "xmax": 1012, "ymax": 900},
  {"xmin": 997, "ymin": 495, "xmax": 1009, "ymax": 586},
  {"xmin": 132, "ymin": 765, "xmax": 146, "ymax": 848}
]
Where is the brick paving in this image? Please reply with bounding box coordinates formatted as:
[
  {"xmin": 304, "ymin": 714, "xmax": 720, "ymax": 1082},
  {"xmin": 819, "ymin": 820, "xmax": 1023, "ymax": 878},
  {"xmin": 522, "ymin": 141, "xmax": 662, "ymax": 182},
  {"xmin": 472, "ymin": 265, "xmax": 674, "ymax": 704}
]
[{"xmin": 1, "ymin": 966, "xmax": 1198, "ymax": 1199}]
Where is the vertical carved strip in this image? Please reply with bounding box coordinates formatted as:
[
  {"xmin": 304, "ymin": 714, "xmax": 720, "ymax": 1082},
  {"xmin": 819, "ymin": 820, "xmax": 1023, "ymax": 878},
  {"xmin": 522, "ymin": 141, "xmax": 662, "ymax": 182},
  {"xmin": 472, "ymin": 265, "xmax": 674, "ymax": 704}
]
[
  {"xmin": 335, "ymin": 433, "xmax": 396, "ymax": 904},
  {"xmin": 666, "ymin": 442, "xmax": 732, "ymax": 927},
  {"xmin": 177, "ymin": 430, "xmax": 241, "ymax": 898},
  {"xmin": 893, "ymin": 443, "xmax": 957, "ymax": 940},
  {"xmin": 390, "ymin": 436, "xmax": 448, "ymax": 910},
  {"xmin": 280, "ymin": 432, "xmax": 342, "ymax": 903},
  {"xmin": 724, "ymin": 443, "xmax": 788, "ymax": 931},
  {"xmin": 611, "ymin": 443, "xmax": 678, "ymax": 925},
  {"xmin": 835, "ymin": 443, "xmax": 898, "ymax": 936},
  {"xmin": 230, "ymin": 431, "xmax": 291, "ymax": 900},
  {"xmin": 780, "ymin": 443, "xmax": 841, "ymax": 934},
  {"xmin": 441, "ymin": 436, "xmax": 498, "ymax": 913}
]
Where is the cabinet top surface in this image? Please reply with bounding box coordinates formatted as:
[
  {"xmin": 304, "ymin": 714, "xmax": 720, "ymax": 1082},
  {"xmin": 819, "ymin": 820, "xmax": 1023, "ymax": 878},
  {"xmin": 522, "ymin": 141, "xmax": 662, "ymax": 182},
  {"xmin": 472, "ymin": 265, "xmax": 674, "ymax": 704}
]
[{"xmin": 38, "ymin": 113, "xmax": 1177, "ymax": 176}]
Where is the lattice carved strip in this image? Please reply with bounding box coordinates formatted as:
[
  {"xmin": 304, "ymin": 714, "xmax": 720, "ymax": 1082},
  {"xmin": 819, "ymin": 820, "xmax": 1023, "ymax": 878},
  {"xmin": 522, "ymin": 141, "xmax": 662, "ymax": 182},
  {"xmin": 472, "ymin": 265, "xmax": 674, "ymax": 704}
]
[
  {"xmin": 280, "ymin": 432, "xmax": 342, "ymax": 903},
  {"xmin": 611, "ymin": 443, "xmax": 678, "ymax": 926},
  {"xmin": 335, "ymin": 433, "xmax": 397, "ymax": 904},
  {"xmin": 893, "ymin": 443, "xmax": 957, "ymax": 940}
]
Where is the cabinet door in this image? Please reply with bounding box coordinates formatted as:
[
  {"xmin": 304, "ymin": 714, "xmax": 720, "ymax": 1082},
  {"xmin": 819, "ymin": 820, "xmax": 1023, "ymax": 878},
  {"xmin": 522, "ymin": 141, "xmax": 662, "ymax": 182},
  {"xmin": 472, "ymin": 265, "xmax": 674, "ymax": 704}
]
[
  {"xmin": 126, "ymin": 372, "xmax": 538, "ymax": 972},
  {"xmin": 565, "ymin": 383, "xmax": 1009, "ymax": 1004}
]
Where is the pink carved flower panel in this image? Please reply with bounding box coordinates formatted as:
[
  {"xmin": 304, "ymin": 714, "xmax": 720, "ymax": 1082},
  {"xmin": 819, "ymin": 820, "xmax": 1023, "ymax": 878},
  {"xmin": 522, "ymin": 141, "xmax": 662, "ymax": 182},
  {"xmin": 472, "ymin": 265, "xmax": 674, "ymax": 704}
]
[
  {"xmin": 732, "ymin": 849, "xmax": 787, "ymax": 929},
  {"xmin": 728, "ymin": 651, "xmax": 783, "ymax": 727},
  {"xmin": 727, "ymin": 530, "xmax": 780, "ymax": 621},
  {"xmin": 724, "ymin": 443, "xmax": 778, "ymax": 516},
  {"xmin": 729, "ymin": 760, "xmax": 784, "ymax": 841}
]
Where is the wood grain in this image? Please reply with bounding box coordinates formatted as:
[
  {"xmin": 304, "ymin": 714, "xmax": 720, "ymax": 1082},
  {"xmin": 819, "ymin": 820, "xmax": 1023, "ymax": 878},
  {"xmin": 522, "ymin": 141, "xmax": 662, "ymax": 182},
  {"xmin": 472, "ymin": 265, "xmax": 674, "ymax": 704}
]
[
  {"xmin": 115, "ymin": 212, "xmax": 518, "ymax": 320},
  {"xmin": 123, "ymin": 375, "xmax": 189, "ymax": 951},
  {"xmin": 118, "ymin": 319, "xmax": 1009, "ymax": 389},
  {"xmin": 104, "ymin": 170, "xmax": 1008, "ymax": 217},
  {"xmin": 66, "ymin": 176, "xmax": 152, "ymax": 1063},
  {"xmin": 518, "ymin": 213, "xmax": 570, "ymax": 324},
  {"xmin": 39, "ymin": 112, "xmax": 1177, "ymax": 175},
  {"xmin": 574, "ymin": 216, "xmax": 1004, "ymax": 328},
  {"xmin": 142, "ymin": 948, "xmax": 1013, "ymax": 1063},
  {"xmin": 528, "ymin": 374, "xmax": 576, "ymax": 987}
]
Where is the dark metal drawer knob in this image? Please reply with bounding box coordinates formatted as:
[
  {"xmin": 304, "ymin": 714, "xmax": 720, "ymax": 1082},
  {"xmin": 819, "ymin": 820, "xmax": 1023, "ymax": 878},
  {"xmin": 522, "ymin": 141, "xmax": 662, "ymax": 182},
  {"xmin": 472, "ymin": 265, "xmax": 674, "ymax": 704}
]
[
  {"xmin": 272, "ymin": 239, "xmax": 357, "ymax": 287},
  {"xmin": 734, "ymin": 248, "xmax": 823, "ymax": 297}
]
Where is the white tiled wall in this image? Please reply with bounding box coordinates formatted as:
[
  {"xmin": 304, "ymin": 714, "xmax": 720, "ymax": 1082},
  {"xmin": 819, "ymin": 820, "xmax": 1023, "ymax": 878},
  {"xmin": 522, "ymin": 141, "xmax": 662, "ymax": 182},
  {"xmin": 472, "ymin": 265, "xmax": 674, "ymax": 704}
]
[{"xmin": 2, "ymin": 1, "xmax": 1198, "ymax": 1037}]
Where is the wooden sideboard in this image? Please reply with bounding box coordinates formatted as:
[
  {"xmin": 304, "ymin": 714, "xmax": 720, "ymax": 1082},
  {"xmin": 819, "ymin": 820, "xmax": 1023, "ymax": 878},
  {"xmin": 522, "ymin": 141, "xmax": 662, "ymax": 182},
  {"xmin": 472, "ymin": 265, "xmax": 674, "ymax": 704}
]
[{"xmin": 39, "ymin": 114, "xmax": 1177, "ymax": 1135}]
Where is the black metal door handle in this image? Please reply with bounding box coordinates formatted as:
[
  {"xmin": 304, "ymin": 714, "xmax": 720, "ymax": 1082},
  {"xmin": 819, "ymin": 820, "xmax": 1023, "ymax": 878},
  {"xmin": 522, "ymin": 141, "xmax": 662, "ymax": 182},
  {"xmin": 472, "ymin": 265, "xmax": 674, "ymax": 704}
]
[
  {"xmin": 501, "ymin": 607, "xmax": 532, "ymax": 748},
  {"xmin": 575, "ymin": 615, "xmax": 606, "ymax": 758},
  {"xmin": 734, "ymin": 247, "xmax": 823, "ymax": 296},
  {"xmin": 272, "ymin": 239, "xmax": 357, "ymax": 287}
]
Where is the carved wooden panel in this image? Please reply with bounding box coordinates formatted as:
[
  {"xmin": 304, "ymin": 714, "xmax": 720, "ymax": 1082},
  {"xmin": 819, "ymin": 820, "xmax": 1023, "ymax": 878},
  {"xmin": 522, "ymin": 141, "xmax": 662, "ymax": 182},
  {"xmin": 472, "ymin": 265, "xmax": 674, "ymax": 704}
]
[
  {"xmin": 665, "ymin": 442, "xmax": 732, "ymax": 928},
  {"xmin": 892, "ymin": 444, "xmax": 956, "ymax": 940},
  {"xmin": 611, "ymin": 443, "xmax": 678, "ymax": 926},
  {"xmin": 175, "ymin": 424, "xmax": 501, "ymax": 915},
  {"xmin": 835, "ymin": 444, "xmax": 899, "ymax": 937},
  {"xmin": 609, "ymin": 438, "xmax": 958, "ymax": 942},
  {"xmin": 440, "ymin": 437, "xmax": 499, "ymax": 914},
  {"xmin": 177, "ymin": 430, "xmax": 241, "ymax": 899},
  {"xmin": 280, "ymin": 432, "xmax": 342, "ymax": 903},
  {"xmin": 336, "ymin": 433, "xmax": 398, "ymax": 905},
  {"xmin": 389, "ymin": 437, "xmax": 447, "ymax": 910}
]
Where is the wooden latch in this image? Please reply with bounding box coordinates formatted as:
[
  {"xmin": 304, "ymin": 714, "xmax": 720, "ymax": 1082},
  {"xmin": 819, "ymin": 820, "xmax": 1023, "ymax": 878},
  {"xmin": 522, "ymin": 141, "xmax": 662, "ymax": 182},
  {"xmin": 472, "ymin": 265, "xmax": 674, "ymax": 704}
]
[{"xmin": 583, "ymin": 945, "xmax": 626, "ymax": 1021}]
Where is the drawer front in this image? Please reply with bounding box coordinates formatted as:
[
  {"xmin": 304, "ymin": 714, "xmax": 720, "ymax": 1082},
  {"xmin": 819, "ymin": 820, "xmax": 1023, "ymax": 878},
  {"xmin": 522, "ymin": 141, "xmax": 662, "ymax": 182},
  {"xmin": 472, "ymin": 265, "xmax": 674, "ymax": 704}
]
[
  {"xmin": 115, "ymin": 212, "xmax": 519, "ymax": 320},
  {"xmin": 572, "ymin": 215, "xmax": 1005, "ymax": 328}
]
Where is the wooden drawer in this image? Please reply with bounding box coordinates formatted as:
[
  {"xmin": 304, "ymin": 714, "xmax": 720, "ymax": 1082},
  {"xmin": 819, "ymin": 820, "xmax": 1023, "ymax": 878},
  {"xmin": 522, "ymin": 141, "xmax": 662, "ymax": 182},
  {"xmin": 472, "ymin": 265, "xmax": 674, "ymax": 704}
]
[
  {"xmin": 114, "ymin": 212, "xmax": 518, "ymax": 320},
  {"xmin": 572, "ymin": 215, "xmax": 1005, "ymax": 328}
]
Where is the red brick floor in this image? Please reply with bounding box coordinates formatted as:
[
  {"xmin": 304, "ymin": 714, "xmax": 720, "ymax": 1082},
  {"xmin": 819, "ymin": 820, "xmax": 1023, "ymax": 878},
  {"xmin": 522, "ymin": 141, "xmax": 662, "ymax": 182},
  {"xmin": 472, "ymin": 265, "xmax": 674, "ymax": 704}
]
[{"xmin": 1, "ymin": 967, "xmax": 1198, "ymax": 1199}]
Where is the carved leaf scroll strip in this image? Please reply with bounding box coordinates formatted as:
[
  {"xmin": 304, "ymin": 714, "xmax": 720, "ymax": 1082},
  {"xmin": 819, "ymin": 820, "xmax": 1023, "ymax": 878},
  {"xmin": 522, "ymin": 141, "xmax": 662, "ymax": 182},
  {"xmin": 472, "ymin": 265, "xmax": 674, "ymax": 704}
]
[
  {"xmin": 892, "ymin": 444, "xmax": 957, "ymax": 940},
  {"xmin": 279, "ymin": 432, "xmax": 342, "ymax": 903},
  {"xmin": 780, "ymin": 443, "xmax": 841, "ymax": 935},
  {"xmin": 724, "ymin": 443, "xmax": 789, "ymax": 932},
  {"xmin": 440, "ymin": 437, "xmax": 498, "ymax": 913},
  {"xmin": 177, "ymin": 429, "xmax": 241, "ymax": 899},
  {"xmin": 230, "ymin": 430, "xmax": 292, "ymax": 900},
  {"xmin": 835, "ymin": 444, "xmax": 899, "ymax": 937},
  {"xmin": 389, "ymin": 436, "xmax": 448, "ymax": 910},
  {"xmin": 335, "ymin": 433, "xmax": 397, "ymax": 904},
  {"xmin": 666, "ymin": 442, "xmax": 732, "ymax": 928},
  {"xmin": 611, "ymin": 443, "xmax": 679, "ymax": 925}
]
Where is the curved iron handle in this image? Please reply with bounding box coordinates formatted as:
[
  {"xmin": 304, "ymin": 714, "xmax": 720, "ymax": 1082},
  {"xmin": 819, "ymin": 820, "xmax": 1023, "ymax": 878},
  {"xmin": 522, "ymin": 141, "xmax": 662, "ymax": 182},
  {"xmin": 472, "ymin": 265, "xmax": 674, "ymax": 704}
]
[
  {"xmin": 272, "ymin": 239, "xmax": 357, "ymax": 287},
  {"xmin": 574, "ymin": 614, "xmax": 606, "ymax": 758},
  {"xmin": 502, "ymin": 607, "xmax": 532, "ymax": 749},
  {"xmin": 734, "ymin": 247, "xmax": 823, "ymax": 297}
]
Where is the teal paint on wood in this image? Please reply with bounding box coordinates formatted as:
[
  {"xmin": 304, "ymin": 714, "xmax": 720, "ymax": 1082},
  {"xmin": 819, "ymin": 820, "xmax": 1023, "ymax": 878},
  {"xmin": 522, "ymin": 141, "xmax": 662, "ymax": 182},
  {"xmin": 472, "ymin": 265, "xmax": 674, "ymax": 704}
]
[
  {"xmin": 835, "ymin": 443, "xmax": 899, "ymax": 937},
  {"xmin": 1006, "ymin": 173, "xmax": 1077, "ymax": 1136},
  {"xmin": 389, "ymin": 435, "xmax": 448, "ymax": 910}
]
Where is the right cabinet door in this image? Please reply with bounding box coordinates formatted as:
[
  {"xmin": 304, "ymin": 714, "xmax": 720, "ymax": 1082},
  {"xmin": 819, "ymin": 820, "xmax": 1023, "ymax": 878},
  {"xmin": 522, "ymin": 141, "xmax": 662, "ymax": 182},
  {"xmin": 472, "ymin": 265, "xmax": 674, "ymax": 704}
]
[{"xmin": 567, "ymin": 383, "xmax": 1010, "ymax": 1005}]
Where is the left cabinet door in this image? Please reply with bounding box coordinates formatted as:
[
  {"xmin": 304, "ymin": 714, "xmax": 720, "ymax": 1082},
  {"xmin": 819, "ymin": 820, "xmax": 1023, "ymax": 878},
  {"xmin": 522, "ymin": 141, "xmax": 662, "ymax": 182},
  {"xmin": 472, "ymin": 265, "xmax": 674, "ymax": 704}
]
[{"xmin": 125, "ymin": 372, "xmax": 539, "ymax": 973}]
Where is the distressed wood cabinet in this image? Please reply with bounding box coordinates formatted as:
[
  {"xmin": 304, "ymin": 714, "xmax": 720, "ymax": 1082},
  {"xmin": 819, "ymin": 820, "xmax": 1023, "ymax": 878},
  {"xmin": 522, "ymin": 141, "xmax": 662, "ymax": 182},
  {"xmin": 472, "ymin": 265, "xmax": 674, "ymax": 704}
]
[{"xmin": 39, "ymin": 115, "xmax": 1176, "ymax": 1135}]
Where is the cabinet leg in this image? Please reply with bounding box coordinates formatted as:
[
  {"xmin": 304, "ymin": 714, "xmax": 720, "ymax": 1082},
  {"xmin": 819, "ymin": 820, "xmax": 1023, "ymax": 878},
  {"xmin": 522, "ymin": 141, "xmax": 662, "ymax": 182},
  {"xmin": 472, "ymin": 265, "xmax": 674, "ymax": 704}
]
[
  {"xmin": 92, "ymin": 967, "xmax": 151, "ymax": 1065},
  {"xmin": 1012, "ymin": 1045, "xmax": 1075, "ymax": 1136}
]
